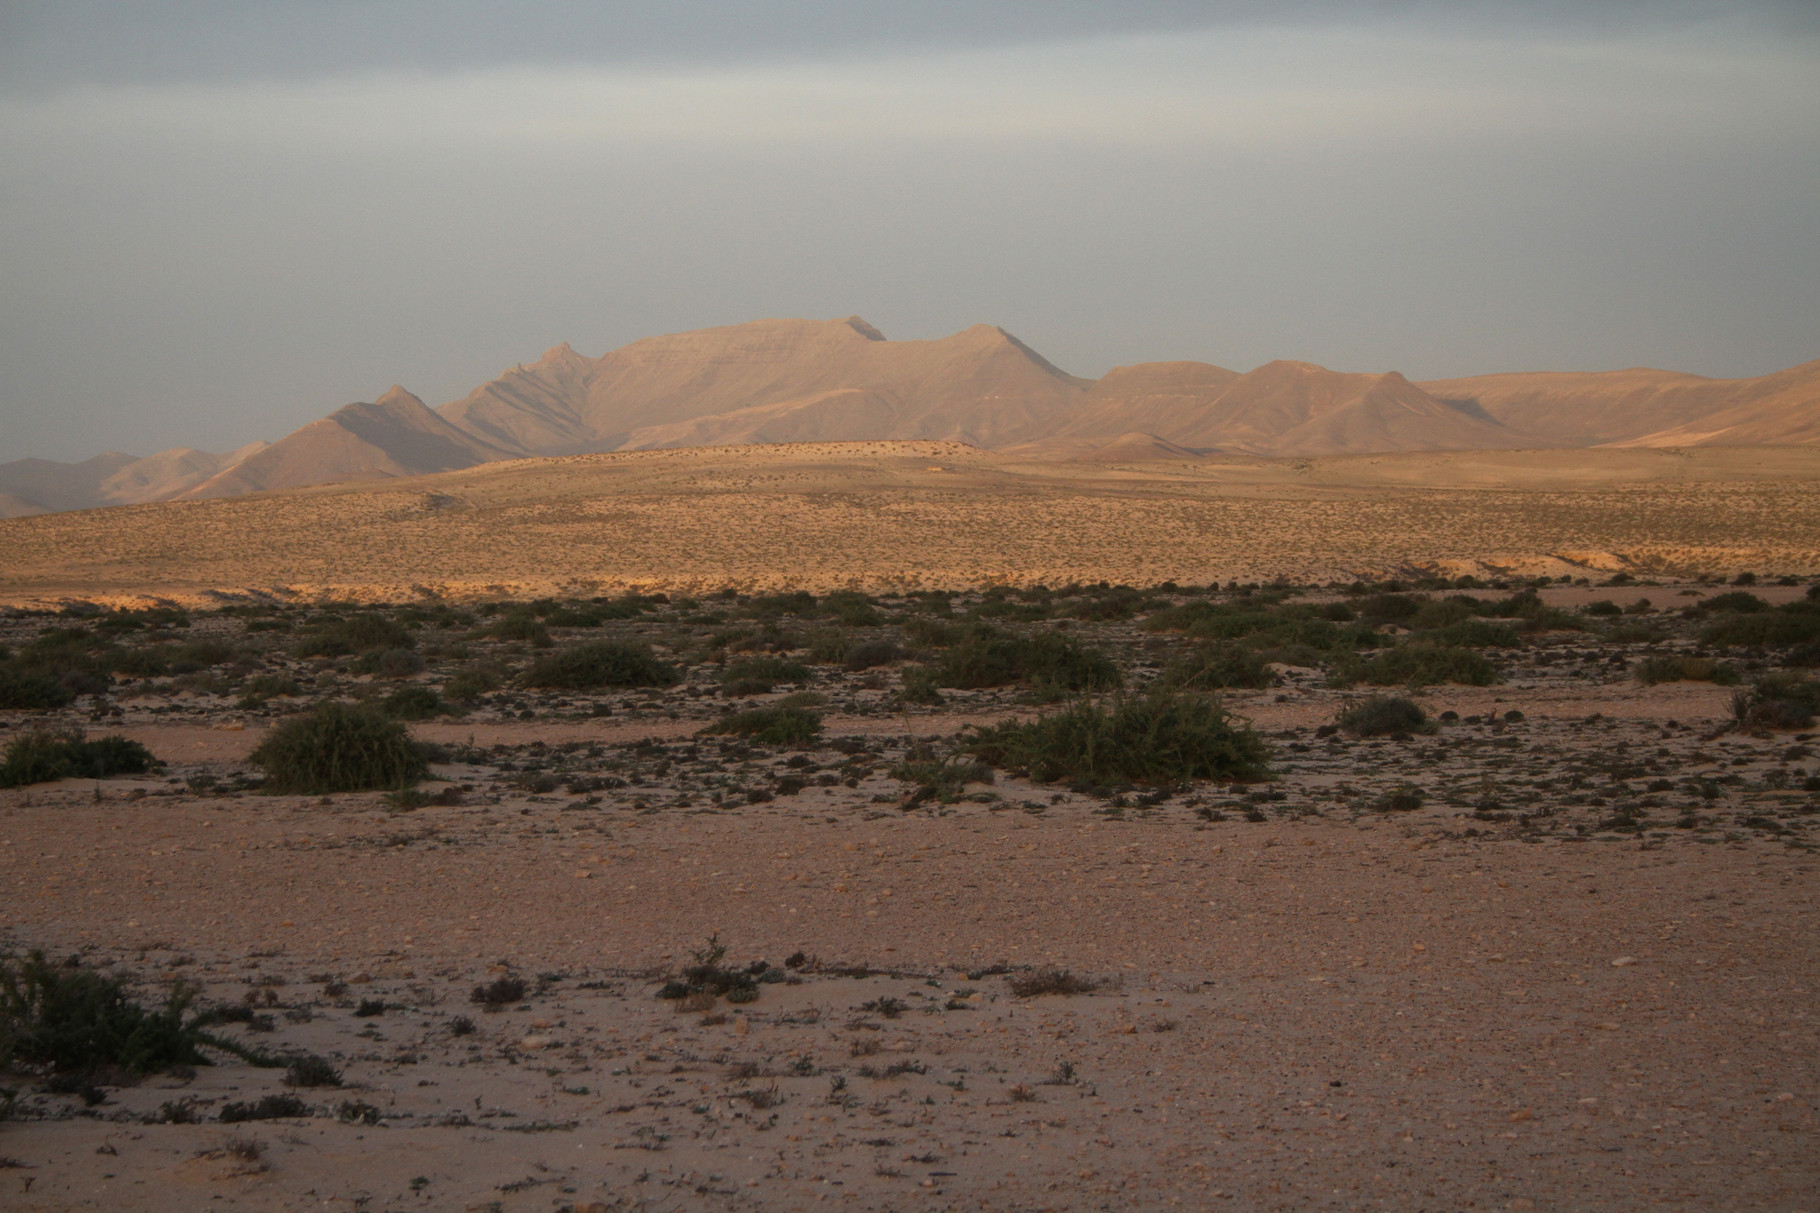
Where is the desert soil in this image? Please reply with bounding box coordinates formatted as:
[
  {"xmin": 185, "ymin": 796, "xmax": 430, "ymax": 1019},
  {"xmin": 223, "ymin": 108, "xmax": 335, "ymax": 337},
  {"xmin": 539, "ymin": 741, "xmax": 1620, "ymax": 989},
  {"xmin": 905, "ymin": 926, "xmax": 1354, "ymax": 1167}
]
[
  {"xmin": 4, "ymin": 676, "xmax": 1817, "ymax": 1210},
  {"xmin": 4, "ymin": 443, "xmax": 1820, "ymax": 608}
]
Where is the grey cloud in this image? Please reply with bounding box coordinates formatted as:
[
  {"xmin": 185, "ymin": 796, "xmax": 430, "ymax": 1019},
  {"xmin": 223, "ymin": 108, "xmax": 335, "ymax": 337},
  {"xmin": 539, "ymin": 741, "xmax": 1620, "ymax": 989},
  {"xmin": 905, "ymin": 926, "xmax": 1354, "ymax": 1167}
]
[{"xmin": 2, "ymin": 0, "xmax": 1814, "ymax": 93}]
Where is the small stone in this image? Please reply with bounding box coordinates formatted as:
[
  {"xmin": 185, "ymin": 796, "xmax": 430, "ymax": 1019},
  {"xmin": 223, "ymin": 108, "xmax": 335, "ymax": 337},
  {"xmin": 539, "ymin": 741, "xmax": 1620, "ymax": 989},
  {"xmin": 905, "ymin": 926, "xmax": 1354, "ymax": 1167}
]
[
  {"xmin": 1508, "ymin": 1107, "xmax": 1533, "ymax": 1123},
  {"xmin": 1611, "ymin": 956, "xmax": 1637, "ymax": 967}
]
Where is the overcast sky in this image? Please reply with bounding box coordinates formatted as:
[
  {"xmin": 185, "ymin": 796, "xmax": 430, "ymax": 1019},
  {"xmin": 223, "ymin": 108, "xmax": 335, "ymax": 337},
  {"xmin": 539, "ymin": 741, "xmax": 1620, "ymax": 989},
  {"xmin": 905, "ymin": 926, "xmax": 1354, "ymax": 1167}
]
[{"xmin": 2, "ymin": 1, "xmax": 1816, "ymax": 461}]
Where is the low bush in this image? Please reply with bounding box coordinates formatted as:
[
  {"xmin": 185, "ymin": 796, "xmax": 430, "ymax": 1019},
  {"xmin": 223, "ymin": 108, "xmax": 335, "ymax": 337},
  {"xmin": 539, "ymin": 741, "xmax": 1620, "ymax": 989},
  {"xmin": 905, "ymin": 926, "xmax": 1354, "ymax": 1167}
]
[
  {"xmin": 0, "ymin": 731, "xmax": 157, "ymax": 788},
  {"xmin": 1702, "ymin": 608, "xmax": 1820, "ymax": 647},
  {"xmin": 294, "ymin": 614, "xmax": 413, "ymax": 658},
  {"xmin": 655, "ymin": 936, "xmax": 762, "ymax": 1003},
  {"xmin": 284, "ymin": 1054, "xmax": 342, "ymax": 1088},
  {"xmin": 0, "ymin": 951, "xmax": 208, "ymax": 1077},
  {"xmin": 219, "ymin": 1094, "xmax": 309, "ymax": 1122},
  {"xmin": 1008, "ymin": 969, "xmax": 1101, "ymax": 998},
  {"xmin": 522, "ymin": 641, "xmax": 679, "ymax": 690},
  {"xmin": 1700, "ymin": 591, "xmax": 1770, "ymax": 613},
  {"xmin": 720, "ymin": 656, "xmax": 811, "ymax": 695},
  {"xmin": 820, "ymin": 590, "xmax": 883, "ymax": 627},
  {"xmin": 1732, "ymin": 676, "xmax": 1820, "ymax": 732},
  {"xmin": 842, "ymin": 639, "xmax": 902, "ymax": 671},
  {"xmin": 474, "ymin": 614, "xmax": 553, "ymax": 647},
  {"xmin": 236, "ymin": 674, "xmax": 301, "ymax": 707},
  {"xmin": 1635, "ymin": 655, "xmax": 1741, "ymax": 686},
  {"xmin": 1418, "ymin": 620, "xmax": 1522, "ymax": 649},
  {"xmin": 348, "ymin": 648, "xmax": 425, "ymax": 679},
  {"xmin": 248, "ymin": 703, "xmax": 429, "ymax": 793},
  {"xmin": 1349, "ymin": 644, "xmax": 1500, "ymax": 688},
  {"xmin": 936, "ymin": 628, "xmax": 1121, "ymax": 694},
  {"xmin": 443, "ymin": 663, "xmax": 504, "ymax": 702},
  {"xmin": 890, "ymin": 758, "xmax": 994, "ymax": 805},
  {"xmin": 1336, "ymin": 696, "xmax": 1432, "ymax": 738},
  {"xmin": 378, "ymin": 686, "xmax": 459, "ymax": 720},
  {"xmin": 0, "ymin": 665, "xmax": 77, "ymax": 709},
  {"xmin": 699, "ymin": 707, "xmax": 822, "ymax": 745},
  {"xmin": 470, "ymin": 976, "xmax": 527, "ymax": 1009},
  {"xmin": 1158, "ymin": 643, "xmax": 1275, "ymax": 691},
  {"xmin": 965, "ymin": 691, "xmax": 1269, "ymax": 785}
]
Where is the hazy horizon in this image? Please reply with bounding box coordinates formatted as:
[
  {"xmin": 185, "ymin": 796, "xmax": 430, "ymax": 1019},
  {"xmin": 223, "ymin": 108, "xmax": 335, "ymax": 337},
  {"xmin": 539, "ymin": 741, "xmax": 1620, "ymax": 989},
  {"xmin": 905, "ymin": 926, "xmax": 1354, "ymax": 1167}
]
[{"xmin": 2, "ymin": 0, "xmax": 1816, "ymax": 462}]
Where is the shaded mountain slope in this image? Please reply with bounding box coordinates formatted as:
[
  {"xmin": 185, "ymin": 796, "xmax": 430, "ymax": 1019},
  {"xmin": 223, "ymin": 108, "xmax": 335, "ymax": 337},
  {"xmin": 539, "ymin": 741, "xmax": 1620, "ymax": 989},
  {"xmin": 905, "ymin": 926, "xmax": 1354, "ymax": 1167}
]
[
  {"xmin": 1418, "ymin": 359, "xmax": 1820, "ymax": 447},
  {"xmin": 180, "ymin": 387, "xmax": 509, "ymax": 500},
  {"xmin": 441, "ymin": 317, "xmax": 1091, "ymax": 454}
]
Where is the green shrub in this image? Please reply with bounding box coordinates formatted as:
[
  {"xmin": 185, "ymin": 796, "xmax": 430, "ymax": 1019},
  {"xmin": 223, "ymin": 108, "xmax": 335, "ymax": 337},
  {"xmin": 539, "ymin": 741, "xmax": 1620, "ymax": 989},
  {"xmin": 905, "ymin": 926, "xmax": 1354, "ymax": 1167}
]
[
  {"xmin": 1419, "ymin": 620, "xmax": 1522, "ymax": 648},
  {"xmin": 699, "ymin": 707, "xmax": 822, "ymax": 745},
  {"xmin": 964, "ymin": 691, "xmax": 1269, "ymax": 785},
  {"xmin": 746, "ymin": 591, "xmax": 817, "ymax": 620},
  {"xmin": 172, "ymin": 640, "xmax": 236, "ymax": 667},
  {"xmin": 1635, "ymin": 655, "xmax": 1741, "ymax": 686},
  {"xmin": 249, "ymin": 703, "xmax": 429, "ymax": 793},
  {"xmin": 107, "ymin": 645, "xmax": 173, "ymax": 678},
  {"xmin": 1583, "ymin": 599, "xmax": 1623, "ymax": 617},
  {"xmin": 475, "ymin": 614, "xmax": 553, "ymax": 646},
  {"xmin": 1407, "ymin": 598, "xmax": 1477, "ymax": 628},
  {"xmin": 1158, "ymin": 643, "xmax": 1275, "ymax": 690},
  {"xmin": 902, "ymin": 618, "xmax": 961, "ymax": 648},
  {"xmin": 0, "ymin": 664, "xmax": 76, "ymax": 709},
  {"xmin": 1732, "ymin": 676, "xmax": 1820, "ymax": 731},
  {"xmin": 1336, "ymin": 696, "xmax": 1432, "ymax": 738},
  {"xmin": 936, "ymin": 628, "xmax": 1121, "ymax": 694},
  {"xmin": 1700, "ymin": 591, "xmax": 1769, "ymax": 613},
  {"xmin": 522, "ymin": 641, "xmax": 679, "ymax": 690},
  {"xmin": 1702, "ymin": 609, "xmax": 1820, "ymax": 647},
  {"xmin": 443, "ymin": 664, "xmax": 504, "ymax": 702},
  {"xmin": 379, "ymin": 686, "xmax": 459, "ymax": 720},
  {"xmin": 1356, "ymin": 593, "xmax": 1424, "ymax": 623},
  {"xmin": 348, "ymin": 648, "xmax": 425, "ymax": 678},
  {"xmin": 1474, "ymin": 591, "xmax": 1582, "ymax": 632},
  {"xmin": 720, "ymin": 656, "xmax": 811, "ymax": 695},
  {"xmin": 898, "ymin": 666, "xmax": 944, "ymax": 705},
  {"xmin": 294, "ymin": 614, "xmax": 413, "ymax": 658},
  {"xmin": 843, "ymin": 640, "xmax": 901, "ymax": 671},
  {"xmin": 0, "ymin": 951, "xmax": 208, "ymax": 1076},
  {"xmin": 0, "ymin": 731, "xmax": 158, "ymax": 788},
  {"xmin": 1349, "ymin": 644, "xmax": 1499, "ymax": 688},
  {"xmin": 891, "ymin": 758, "xmax": 994, "ymax": 804},
  {"xmin": 236, "ymin": 674, "xmax": 301, "ymax": 708},
  {"xmin": 821, "ymin": 591, "xmax": 883, "ymax": 627}
]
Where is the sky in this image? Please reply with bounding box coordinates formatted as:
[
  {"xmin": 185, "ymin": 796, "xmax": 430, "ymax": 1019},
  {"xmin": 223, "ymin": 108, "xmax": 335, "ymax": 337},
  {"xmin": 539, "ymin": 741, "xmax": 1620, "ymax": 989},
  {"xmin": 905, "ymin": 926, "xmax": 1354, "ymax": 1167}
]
[{"xmin": 1, "ymin": 1, "xmax": 1817, "ymax": 462}]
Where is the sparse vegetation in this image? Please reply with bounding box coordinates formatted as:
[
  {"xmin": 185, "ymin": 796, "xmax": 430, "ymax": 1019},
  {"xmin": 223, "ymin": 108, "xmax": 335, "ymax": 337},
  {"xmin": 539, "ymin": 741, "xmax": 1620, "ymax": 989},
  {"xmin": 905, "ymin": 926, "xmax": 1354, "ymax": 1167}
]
[
  {"xmin": 522, "ymin": 640, "xmax": 679, "ymax": 690},
  {"xmin": 0, "ymin": 730, "xmax": 157, "ymax": 788},
  {"xmin": 700, "ymin": 706, "xmax": 822, "ymax": 745},
  {"xmin": 0, "ymin": 951, "xmax": 208, "ymax": 1077},
  {"xmin": 1009, "ymin": 969, "xmax": 1101, "ymax": 998},
  {"xmin": 965, "ymin": 691, "xmax": 1269, "ymax": 785},
  {"xmin": 1336, "ymin": 696, "xmax": 1432, "ymax": 738},
  {"xmin": 248, "ymin": 702, "xmax": 429, "ymax": 793}
]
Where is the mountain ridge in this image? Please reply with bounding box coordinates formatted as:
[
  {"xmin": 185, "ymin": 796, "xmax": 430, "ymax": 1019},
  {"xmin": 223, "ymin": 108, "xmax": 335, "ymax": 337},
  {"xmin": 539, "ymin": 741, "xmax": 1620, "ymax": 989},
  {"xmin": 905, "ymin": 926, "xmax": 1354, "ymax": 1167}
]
[{"xmin": 5, "ymin": 318, "xmax": 1814, "ymax": 517}]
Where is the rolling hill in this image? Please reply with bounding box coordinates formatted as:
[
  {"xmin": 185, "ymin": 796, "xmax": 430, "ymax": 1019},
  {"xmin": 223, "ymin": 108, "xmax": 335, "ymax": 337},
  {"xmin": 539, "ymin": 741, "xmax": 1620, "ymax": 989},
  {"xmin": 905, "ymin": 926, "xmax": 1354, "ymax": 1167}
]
[{"xmin": 5, "ymin": 317, "xmax": 1814, "ymax": 516}]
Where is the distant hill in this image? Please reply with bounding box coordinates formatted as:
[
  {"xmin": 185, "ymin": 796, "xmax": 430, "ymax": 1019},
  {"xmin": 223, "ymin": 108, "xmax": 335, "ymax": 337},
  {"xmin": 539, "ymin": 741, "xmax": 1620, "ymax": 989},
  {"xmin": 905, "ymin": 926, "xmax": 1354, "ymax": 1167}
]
[
  {"xmin": 180, "ymin": 387, "xmax": 509, "ymax": 500},
  {"xmin": 6, "ymin": 317, "xmax": 1814, "ymax": 516},
  {"xmin": 0, "ymin": 445, "xmax": 267, "ymax": 518},
  {"xmin": 440, "ymin": 317, "xmax": 1091, "ymax": 455},
  {"xmin": 1417, "ymin": 358, "xmax": 1820, "ymax": 447}
]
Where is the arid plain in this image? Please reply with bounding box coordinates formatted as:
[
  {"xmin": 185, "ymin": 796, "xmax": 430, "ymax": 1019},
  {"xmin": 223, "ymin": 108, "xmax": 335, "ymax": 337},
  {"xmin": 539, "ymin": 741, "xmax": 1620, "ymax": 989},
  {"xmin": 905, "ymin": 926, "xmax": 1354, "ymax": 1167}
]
[
  {"xmin": 4, "ymin": 442, "xmax": 1820, "ymax": 607},
  {"xmin": 2, "ymin": 441, "xmax": 1818, "ymax": 1212}
]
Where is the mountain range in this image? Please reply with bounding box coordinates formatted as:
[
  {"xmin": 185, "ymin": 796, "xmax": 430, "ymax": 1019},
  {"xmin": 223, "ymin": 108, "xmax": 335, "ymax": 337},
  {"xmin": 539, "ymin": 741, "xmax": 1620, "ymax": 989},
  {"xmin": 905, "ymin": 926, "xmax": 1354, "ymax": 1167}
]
[{"xmin": 5, "ymin": 316, "xmax": 1816, "ymax": 516}]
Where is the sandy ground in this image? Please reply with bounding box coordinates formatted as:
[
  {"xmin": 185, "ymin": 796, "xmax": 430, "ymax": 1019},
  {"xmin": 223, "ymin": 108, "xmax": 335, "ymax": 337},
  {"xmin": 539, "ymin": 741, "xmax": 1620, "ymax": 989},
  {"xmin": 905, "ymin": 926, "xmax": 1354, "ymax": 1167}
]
[
  {"xmin": 4, "ymin": 444, "xmax": 1820, "ymax": 607},
  {"xmin": 3, "ymin": 677, "xmax": 1817, "ymax": 1212}
]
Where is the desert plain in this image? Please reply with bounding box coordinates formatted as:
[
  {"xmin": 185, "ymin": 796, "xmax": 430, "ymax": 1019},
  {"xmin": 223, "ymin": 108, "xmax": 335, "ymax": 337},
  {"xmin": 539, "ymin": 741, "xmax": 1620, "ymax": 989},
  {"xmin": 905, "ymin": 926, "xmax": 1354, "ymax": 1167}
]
[{"xmin": 0, "ymin": 442, "xmax": 1817, "ymax": 1212}]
